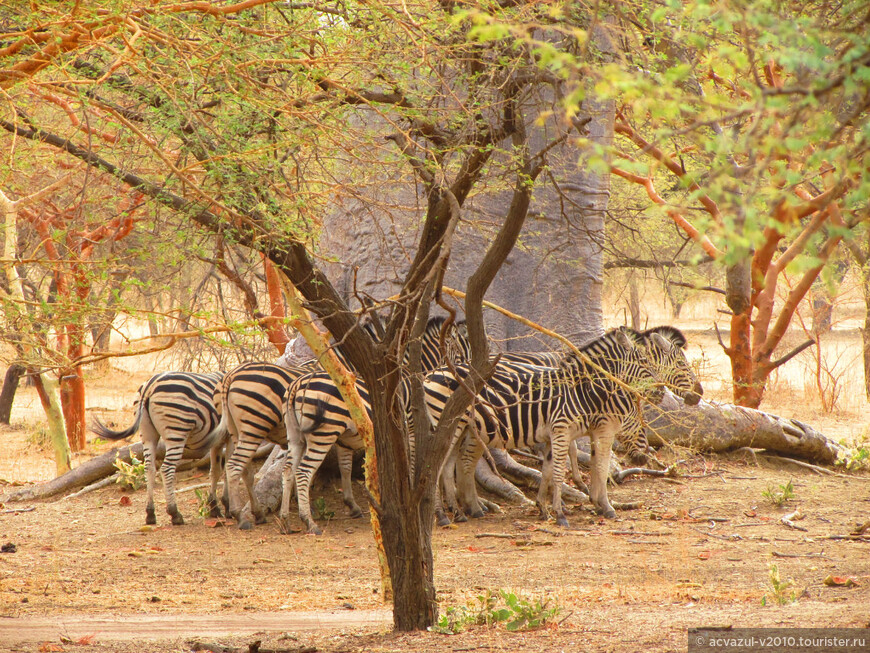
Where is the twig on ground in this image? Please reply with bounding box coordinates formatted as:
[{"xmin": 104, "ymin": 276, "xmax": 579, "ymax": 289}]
[
  {"xmin": 823, "ymin": 534, "xmax": 870, "ymax": 543},
  {"xmin": 1, "ymin": 506, "xmax": 35, "ymax": 514},
  {"xmin": 690, "ymin": 526, "xmax": 742, "ymax": 541},
  {"xmin": 757, "ymin": 453, "xmax": 834, "ymax": 476},
  {"xmin": 188, "ymin": 640, "xmax": 316, "ymax": 653},
  {"xmin": 612, "ymin": 500, "xmax": 643, "ymax": 510},
  {"xmin": 59, "ymin": 474, "xmax": 118, "ymax": 501},
  {"xmin": 475, "ymin": 533, "xmax": 518, "ymax": 539},
  {"xmin": 772, "ymin": 550, "xmax": 831, "ymax": 559}
]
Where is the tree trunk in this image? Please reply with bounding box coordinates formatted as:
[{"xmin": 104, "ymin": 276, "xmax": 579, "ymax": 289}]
[
  {"xmin": 645, "ymin": 393, "xmax": 844, "ymax": 464},
  {"xmin": 262, "ymin": 255, "xmax": 290, "ymax": 354},
  {"xmin": 628, "ymin": 273, "xmax": 642, "ymax": 330},
  {"xmin": 861, "ymin": 262, "xmax": 870, "ymax": 400},
  {"xmin": 60, "ymin": 368, "xmax": 87, "ymax": 451},
  {"xmin": 0, "ymin": 364, "xmax": 24, "ymax": 424},
  {"xmin": 373, "ymin": 399, "xmax": 436, "ymax": 630},
  {"xmin": 32, "ymin": 373, "xmax": 71, "ymax": 474}
]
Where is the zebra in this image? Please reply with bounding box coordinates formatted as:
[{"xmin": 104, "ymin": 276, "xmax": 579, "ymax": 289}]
[
  {"xmin": 216, "ymin": 360, "xmax": 317, "ymax": 530},
  {"xmin": 434, "ymin": 325, "xmax": 703, "ymax": 523},
  {"xmin": 223, "ymin": 315, "xmax": 470, "ymax": 531},
  {"xmin": 423, "ymin": 328, "xmax": 665, "ymax": 528},
  {"xmin": 281, "ymin": 316, "xmax": 472, "ymax": 534},
  {"xmin": 91, "ymin": 371, "xmax": 226, "ymax": 526},
  {"xmin": 611, "ymin": 325, "xmax": 703, "ymax": 461}
]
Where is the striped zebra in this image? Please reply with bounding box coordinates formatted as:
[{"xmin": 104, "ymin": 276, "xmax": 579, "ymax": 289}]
[
  {"xmin": 435, "ymin": 325, "xmax": 702, "ymax": 522},
  {"xmin": 91, "ymin": 371, "xmax": 226, "ymax": 526},
  {"xmin": 424, "ymin": 328, "xmax": 665, "ymax": 528},
  {"xmin": 223, "ymin": 315, "xmax": 469, "ymax": 531},
  {"xmin": 281, "ymin": 316, "xmax": 472, "ymax": 534},
  {"xmin": 216, "ymin": 360, "xmax": 317, "ymax": 529}
]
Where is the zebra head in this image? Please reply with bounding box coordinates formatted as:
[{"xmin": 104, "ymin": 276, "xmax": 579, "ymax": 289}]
[
  {"xmin": 640, "ymin": 326, "xmax": 704, "ymax": 406},
  {"xmin": 417, "ymin": 316, "xmax": 472, "ymax": 370},
  {"xmin": 447, "ymin": 319, "xmax": 472, "ymax": 366}
]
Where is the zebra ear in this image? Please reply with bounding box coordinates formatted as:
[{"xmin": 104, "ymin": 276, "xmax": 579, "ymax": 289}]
[
  {"xmin": 614, "ymin": 329, "xmax": 636, "ymax": 350},
  {"xmin": 649, "ymin": 332, "xmax": 674, "ymax": 353}
]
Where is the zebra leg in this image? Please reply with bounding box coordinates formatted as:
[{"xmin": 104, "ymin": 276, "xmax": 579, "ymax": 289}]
[
  {"xmin": 225, "ymin": 434, "xmax": 260, "ymax": 529},
  {"xmin": 336, "ymin": 444, "xmax": 362, "ymax": 518},
  {"xmin": 295, "ymin": 432, "xmax": 340, "ymax": 535},
  {"xmin": 141, "ymin": 441, "xmax": 158, "ymax": 526},
  {"xmin": 206, "ymin": 444, "xmax": 224, "ymax": 518},
  {"xmin": 546, "ymin": 431, "xmax": 570, "ymax": 528},
  {"xmin": 535, "ymin": 446, "xmax": 553, "ymax": 522},
  {"xmin": 436, "ymin": 443, "xmax": 460, "ymax": 525},
  {"xmin": 139, "ymin": 414, "xmax": 160, "ymax": 525},
  {"xmin": 278, "ymin": 409, "xmax": 305, "ymax": 534},
  {"xmin": 243, "ymin": 457, "xmax": 268, "ymax": 526},
  {"xmin": 161, "ymin": 442, "xmax": 186, "ymax": 526},
  {"xmin": 568, "ymin": 439, "xmax": 590, "ymax": 494},
  {"xmin": 220, "ymin": 434, "xmax": 234, "ymax": 516},
  {"xmin": 456, "ymin": 432, "xmax": 486, "ymax": 519},
  {"xmin": 588, "ymin": 420, "xmax": 619, "ymax": 519}
]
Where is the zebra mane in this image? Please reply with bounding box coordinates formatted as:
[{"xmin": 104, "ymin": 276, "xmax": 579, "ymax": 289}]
[
  {"xmin": 558, "ymin": 328, "xmax": 637, "ymax": 371},
  {"xmin": 641, "ymin": 325, "xmax": 688, "ymax": 349},
  {"xmin": 424, "ymin": 315, "xmax": 466, "ymax": 332}
]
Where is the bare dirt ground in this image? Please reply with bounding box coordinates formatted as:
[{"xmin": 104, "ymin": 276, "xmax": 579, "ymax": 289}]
[{"xmin": 2, "ymin": 330, "xmax": 870, "ymax": 653}]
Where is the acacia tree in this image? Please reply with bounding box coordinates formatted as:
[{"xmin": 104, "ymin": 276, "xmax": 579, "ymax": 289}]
[
  {"xmin": 0, "ymin": 0, "xmax": 620, "ymax": 630},
  {"xmin": 475, "ymin": 0, "xmax": 870, "ymax": 408}
]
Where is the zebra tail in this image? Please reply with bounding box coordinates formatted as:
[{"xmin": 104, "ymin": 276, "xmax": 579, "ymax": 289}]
[
  {"xmin": 90, "ymin": 408, "xmax": 143, "ymax": 441},
  {"xmin": 301, "ymin": 399, "xmax": 328, "ymax": 435},
  {"xmin": 203, "ymin": 411, "xmax": 230, "ymax": 452}
]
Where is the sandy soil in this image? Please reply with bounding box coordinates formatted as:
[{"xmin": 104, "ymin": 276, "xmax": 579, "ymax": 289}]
[
  {"xmin": 2, "ymin": 327, "xmax": 870, "ymax": 653},
  {"xmin": 2, "ymin": 424, "xmax": 869, "ymax": 652}
]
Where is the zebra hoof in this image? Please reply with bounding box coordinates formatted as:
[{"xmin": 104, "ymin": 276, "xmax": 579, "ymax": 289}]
[
  {"xmin": 238, "ymin": 519, "xmax": 253, "ymax": 530},
  {"xmin": 170, "ymin": 513, "xmax": 185, "ymax": 526},
  {"xmin": 597, "ymin": 507, "xmax": 616, "ymax": 519},
  {"xmin": 349, "ymin": 508, "xmax": 363, "ymax": 519},
  {"xmin": 276, "ymin": 516, "xmax": 295, "ymax": 535},
  {"xmin": 307, "ymin": 525, "xmax": 323, "ymax": 536},
  {"xmin": 556, "ymin": 515, "xmax": 570, "ymax": 528},
  {"xmin": 145, "ymin": 511, "xmax": 157, "ymax": 526},
  {"xmin": 435, "ymin": 514, "xmax": 451, "ymax": 528},
  {"xmin": 453, "ymin": 512, "xmax": 468, "ymax": 523},
  {"xmin": 254, "ymin": 513, "xmax": 268, "ymax": 526}
]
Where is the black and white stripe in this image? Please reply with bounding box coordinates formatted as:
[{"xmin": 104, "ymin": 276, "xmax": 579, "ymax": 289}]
[
  {"xmin": 282, "ymin": 316, "xmax": 471, "ymax": 534},
  {"xmin": 216, "ymin": 361, "xmax": 317, "ymax": 528},
  {"xmin": 91, "ymin": 371, "xmax": 226, "ymax": 526},
  {"xmin": 424, "ymin": 329, "xmax": 664, "ymax": 528}
]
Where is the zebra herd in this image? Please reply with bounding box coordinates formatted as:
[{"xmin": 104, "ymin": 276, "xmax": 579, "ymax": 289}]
[{"xmin": 92, "ymin": 317, "xmax": 703, "ymax": 534}]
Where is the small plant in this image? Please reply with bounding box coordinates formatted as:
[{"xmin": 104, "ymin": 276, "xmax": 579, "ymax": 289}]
[
  {"xmin": 314, "ymin": 496, "xmax": 335, "ymax": 522},
  {"xmin": 498, "ymin": 590, "xmax": 559, "ymax": 631},
  {"xmin": 430, "ymin": 589, "xmax": 560, "ymax": 634},
  {"xmin": 836, "ymin": 440, "xmax": 870, "ymax": 472},
  {"xmin": 762, "ymin": 480, "xmax": 795, "ymax": 507},
  {"xmin": 762, "ymin": 564, "xmax": 798, "ymax": 606},
  {"xmin": 114, "ymin": 454, "xmax": 146, "ymax": 491},
  {"xmin": 194, "ymin": 488, "xmax": 212, "ymax": 518}
]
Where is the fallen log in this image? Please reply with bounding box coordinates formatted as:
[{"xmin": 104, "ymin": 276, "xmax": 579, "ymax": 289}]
[
  {"xmin": 0, "ymin": 442, "xmax": 150, "ymax": 502},
  {"xmin": 484, "ymin": 449, "xmax": 589, "ymax": 504},
  {"xmin": 645, "ymin": 393, "xmax": 845, "ymax": 464},
  {"xmin": 0, "ymin": 439, "xmax": 282, "ymax": 505}
]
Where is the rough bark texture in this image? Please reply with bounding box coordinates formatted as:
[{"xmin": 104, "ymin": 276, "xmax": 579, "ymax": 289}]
[
  {"xmin": 0, "ymin": 363, "xmax": 23, "ymax": 424},
  {"xmin": 645, "ymin": 393, "xmax": 844, "ymax": 464}
]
